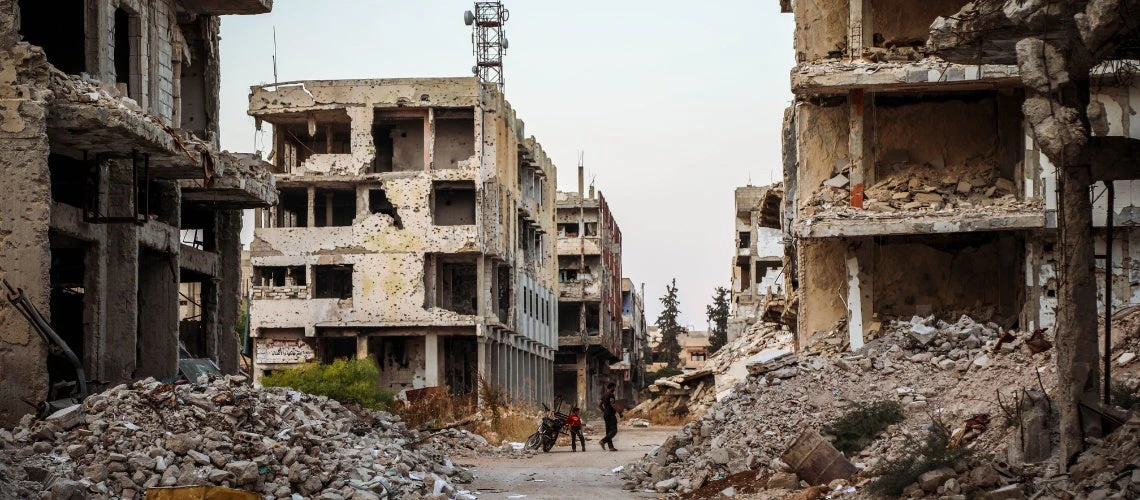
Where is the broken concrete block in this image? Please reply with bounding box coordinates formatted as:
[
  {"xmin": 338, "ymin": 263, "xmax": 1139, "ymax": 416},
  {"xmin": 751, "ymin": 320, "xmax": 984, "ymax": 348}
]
[
  {"xmin": 956, "ymin": 180, "xmax": 973, "ymax": 194},
  {"xmin": 918, "ymin": 467, "xmax": 955, "ymax": 491},
  {"xmin": 823, "ymin": 174, "xmax": 850, "ymax": 189},
  {"xmin": 914, "ymin": 192, "xmax": 943, "ymax": 204},
  {"xmin": 910, "ymin": 324, "xmax": 938, "ymax": 345},
  {"xmin": 1116, "ymin": 352, "xmax": 1136, "ymax": 366},
  {"xmin": 45, "ymin": 404, "xmax": 85, "ymax": 430},
  {"xmin": 767, "ymin": 471, "xmax": 799, "ymax": 490}
]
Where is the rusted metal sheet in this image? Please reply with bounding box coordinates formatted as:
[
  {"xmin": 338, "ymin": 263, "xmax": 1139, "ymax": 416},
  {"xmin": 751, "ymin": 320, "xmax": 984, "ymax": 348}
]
[
  {"xmin": 146, "ymin": 486, "xmax": 260, "ymax": 500},
  {"xmin": 780, "ymin": 429, "xmax": 858, "ymax": 485}
]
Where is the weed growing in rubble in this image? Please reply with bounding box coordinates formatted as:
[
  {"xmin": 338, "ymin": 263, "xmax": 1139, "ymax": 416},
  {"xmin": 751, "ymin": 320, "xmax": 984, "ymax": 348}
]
[
  {"xmin": 262, "ymin": 358, "xmax": 395, "ymax": 411},
  {"xmin": 869, "ymin": 419, "xmax": 974, "ymax": 497},
  {"xmin": 1112, "ymin": 381, "xmax": 1140, "ymax": 410},
  {"xmin": 823, "ymin": 400, "xmax": 905, "ymax": 454}
]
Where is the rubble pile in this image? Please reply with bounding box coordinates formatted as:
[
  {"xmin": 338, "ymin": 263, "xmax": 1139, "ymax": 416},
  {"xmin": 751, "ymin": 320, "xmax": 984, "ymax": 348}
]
[
  {"xmin": 805, "ymin": 163, "xmax": 1040, "ymax": 220},
  {"xmin": 0, "ymin": 376, "xmax": 482, "ymax": 500},
  {"xmin": 621, "ymin": 315, "xmax": 1066, "ymax": 497},
  {"xmin": 630, "ymin": 323, "xmax": 792, "ymax": 419}
]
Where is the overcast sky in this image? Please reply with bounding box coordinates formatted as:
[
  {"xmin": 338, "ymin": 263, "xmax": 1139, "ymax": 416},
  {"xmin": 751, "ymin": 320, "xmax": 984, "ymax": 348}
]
[{"xmin": 218, "ymin": 0, "xmax": 794, "ymax": 328}]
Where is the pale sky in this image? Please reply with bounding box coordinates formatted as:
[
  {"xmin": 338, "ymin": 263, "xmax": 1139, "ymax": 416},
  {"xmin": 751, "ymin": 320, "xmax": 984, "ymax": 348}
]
[{"xmin": 218, "ymin": 0, "xmax": 794, "ymax": 327}]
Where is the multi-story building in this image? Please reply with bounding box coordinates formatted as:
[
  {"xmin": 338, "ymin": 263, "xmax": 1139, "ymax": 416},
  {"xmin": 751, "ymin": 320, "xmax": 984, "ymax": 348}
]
[
  {"xmin": 777, "ymin": 1, "xmax": 1140, "ymax": 351},
  {"xmin": 554, "ymin": 175, "xmax": 623, "ymax": 409},
  {"xmin": 730, "ymin": 185, "xmax": 785, "ymax": 340},
  {"xmin": 616, "ymin": 278, "xmax": 648, "ymax": 401},
  {"xmin": 244, "ymin": 78, "xmax": 557, "ymax": 404},
  {"xmin": 0, "ymin": 0, "xmax": 276, "ymax": 425}
]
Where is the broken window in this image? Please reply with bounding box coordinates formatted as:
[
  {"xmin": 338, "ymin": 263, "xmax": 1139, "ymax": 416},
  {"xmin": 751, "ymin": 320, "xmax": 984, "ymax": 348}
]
[
  {"xmin": 369, "ymin": 188, "xmax": 403, "ymax": 229},
  {"xmin": 314, "ymin": 265, "xmax": 353, "ymax": 300},
  {"xmin": 559, "ymin": 269, "xmax": 579, "ymax": 283},
  {"xmin": 49, "ymin": 153, "xmax": 87, "ymax": 208},
  {"xmin": 371, "ymin": 114, "xmax": 424, "ymax": 173},
  {"xmin": 178, "ymin": 277, "xmax": 214, "ymax": 359},
  {"xmin": 691, "ymin": 353, "xmax": 706, "ymax": 362},
  {"xmin": 48, "ymin": 234, "xmax": 87, "ymax": 398},
  {"xmin": 177, "ymin": 19, "xmax": 208, "ymax": 137},
  {"xmin": 276, "ymin": 187, "xmax": 308, "ymax": 227},
  {"xmin": 113, "ymin": 7, "xmax": 141, "ymax": 101},
  {"xmin": 494, "ymin": 264, "xmax": 511, "ymax": 323},
  {"xmin": 434, "ymin": 109, "xmax": 475, "ymax": 170},
  {"xmin": 320, "ymin": 336, "xmax": 357, "ymax": 363},
  {"xmin": 274, "ymin": 111, "xmax": 352, "ymax": 172},
  {"xmin": 425, "ymin": 255, "xmax": 478, "ymax": 315},
  {"xmin": 180, "ymin": 205, "xmax": 218, "ymax": 251},
  {"xmin": 18, "ymin": 0, "xmax": 86, "ymax": 75},
  {"xmin": 253, "ymin": 266, "xmax": 306, "ymax": 287},
  {"xmin": 558, "ymin": 302, "xmax": 581, "ymax": 334},
  {"xmin": 432, "ymin": 181, "xmax": 477, "ymax": 226},
  {"xmin": 740, "ymin": 260, "xmax": 753, "ymax": 290},
  {"xmin": 584, "ymin": 222, "xmax": 598, "ymax": 237},
  {"xmin": 584, "ymin": 303, "xmax": 600, "ymax": 335},
  {"xmin": 314, "ymin": 188, "xmax": 356, "ymax": 227},
  {"xmin": 739, "ymin": 231, "xmax": 752, "ymax": 249}
]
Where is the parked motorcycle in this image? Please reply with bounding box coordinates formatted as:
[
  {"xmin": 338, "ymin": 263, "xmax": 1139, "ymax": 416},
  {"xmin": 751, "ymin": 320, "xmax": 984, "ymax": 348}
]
[{"xmin": 525, "ymin": 400, "xmax": 568, "ymax": 452}]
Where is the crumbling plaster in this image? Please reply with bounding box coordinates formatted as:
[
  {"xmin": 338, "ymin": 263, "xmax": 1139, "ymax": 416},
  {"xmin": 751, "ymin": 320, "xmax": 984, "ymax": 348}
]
[
  {"xmin": 792, "ymin": 0, "xmax": 849, "ymax": 62},
  {"xmin": 793, "ymin": 101, "xmax": 849, "ymax": 214}
]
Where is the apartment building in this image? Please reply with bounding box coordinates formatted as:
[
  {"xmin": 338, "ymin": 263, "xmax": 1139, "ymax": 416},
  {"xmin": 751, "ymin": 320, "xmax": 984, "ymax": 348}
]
[
  {"xmin": 553, "ymin": 176, "xmax": 623, "ymax": 409},
  {"xmin": 730, "ymin": 184, "xmax": 786, "ymax": 340},
  {"xmin": 244, "ymin": 78, "xmax": 557, "ymax": 403},
  {"xmin": 0, "ymin": 0, "xmax": 275, "ymax": 424},
  {"xmin": 778, "ymin": 0, "xmax": 1140, "ymax": 350}
]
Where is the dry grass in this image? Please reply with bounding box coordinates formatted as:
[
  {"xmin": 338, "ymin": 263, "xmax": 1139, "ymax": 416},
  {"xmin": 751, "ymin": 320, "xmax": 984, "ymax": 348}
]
[{"xmin": 393, "ymin": 375, "xmax": 541, "ymax": 446}]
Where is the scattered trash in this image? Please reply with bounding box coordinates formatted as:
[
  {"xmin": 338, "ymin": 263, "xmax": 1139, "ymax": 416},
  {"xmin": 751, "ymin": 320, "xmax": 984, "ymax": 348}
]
[{"xmin": 612, "ymin": 465, "xmax": 625, "ymax": 473}]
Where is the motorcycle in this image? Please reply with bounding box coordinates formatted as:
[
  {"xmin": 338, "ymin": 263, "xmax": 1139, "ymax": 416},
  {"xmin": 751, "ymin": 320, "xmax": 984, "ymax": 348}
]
[{"xmin": 525, "ymin": 400, "xmax": 568, "ymax": 452}]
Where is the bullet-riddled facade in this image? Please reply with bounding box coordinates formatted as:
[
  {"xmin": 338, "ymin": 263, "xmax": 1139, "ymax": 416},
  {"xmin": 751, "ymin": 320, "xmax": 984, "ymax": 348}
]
[
  {"xmin": 246, "ymin": 78, "xmax": 557, "ymax": 403},
  {"xmin": 0, "ymin": 0, "xmax": 275, "ymax": 425},
  {"xmin": 554, "ymin": 185, "xmax": 624, "ymax": 409}
]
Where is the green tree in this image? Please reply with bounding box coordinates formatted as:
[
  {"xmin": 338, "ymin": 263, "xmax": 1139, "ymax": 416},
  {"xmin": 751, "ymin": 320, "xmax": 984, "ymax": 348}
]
[
  {"xmin": 706, "ymin": 286, "xmax": 730, "ymax": 353},
  {"xmin": 655, "ymin": 279, "xmax": 685, "ymax": 369}
]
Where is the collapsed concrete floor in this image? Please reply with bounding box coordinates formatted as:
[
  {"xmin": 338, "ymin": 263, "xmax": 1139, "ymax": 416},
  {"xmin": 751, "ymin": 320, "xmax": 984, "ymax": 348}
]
[{"xmin": 621, "ymin": 311, "xmax": 1140, "ymax": 498}]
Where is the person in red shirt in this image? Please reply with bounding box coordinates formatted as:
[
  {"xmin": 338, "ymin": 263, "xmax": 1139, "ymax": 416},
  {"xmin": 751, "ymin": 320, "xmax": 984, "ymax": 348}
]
[{"xmin": 567, "ymin": 406, "xmax": 586, "ymax": 452}]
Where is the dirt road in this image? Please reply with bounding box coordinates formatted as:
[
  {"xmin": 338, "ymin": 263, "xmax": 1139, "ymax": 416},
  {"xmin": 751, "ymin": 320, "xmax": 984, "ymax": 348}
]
[{"xmin": 464, "ymin": 425, "xmax": 679, "ymax": 499}]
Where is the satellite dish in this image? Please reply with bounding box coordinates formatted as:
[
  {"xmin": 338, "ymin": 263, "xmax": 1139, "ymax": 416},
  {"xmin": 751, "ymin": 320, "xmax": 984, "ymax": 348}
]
[
  {"xmin": 502, "ymin": 37, "xmax": 509, "ymax": 49},
  {"xmin": 464, "ymin": 10, "xmax": 475, "ymax": 26},
  {"xmin": 472, "ymin": 66, "xmax": 479, "ymax": 75}
]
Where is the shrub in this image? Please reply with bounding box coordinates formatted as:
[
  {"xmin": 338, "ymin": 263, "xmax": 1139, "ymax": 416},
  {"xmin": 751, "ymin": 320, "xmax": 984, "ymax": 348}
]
[
  {"xmin": 261, "ymin": 358, "xmax": 395, "ymax": 411},
  {"xmin": 1112, "ymin": 381, "xmax": 1140, "ymax": 410},
  {"xmin": 823, "ymin": 400, "xmax": 905, "ymax": 455},
  {"xmin": 869, "ymin": 419, "xmax": 974, "ymax": 496}
]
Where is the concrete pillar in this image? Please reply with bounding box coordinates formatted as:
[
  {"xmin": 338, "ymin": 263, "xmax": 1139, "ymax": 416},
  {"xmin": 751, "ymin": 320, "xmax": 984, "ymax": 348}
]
[
  {"xmin": 0, "ymin": 98, "xmax": 50, "ymax": 424},
  {"xmin": 576, "ymin": 350, "xmax": 588, "ymax": 411},
  {"xmin": 215, "ymin": 210, "xmax": 244, "ymax": 373},
  {"xmin": 477, "ymin": 336, "xmax": 488, "ymax": 382},
  {"xmin": 848, "ymin": 0, "xmax": 872, "ymax": 58},
  {"xmin": 425, "ymin": 108, "xmax": 435, "ymax": 171},
  {"xmin": 848, "ymin": 89, "xmax": 874, "ymax": 195},
  {"xmin": 425, "ymin": 333, "xmax": 440, "ymax": 387},
  {"xmin": 136, "ymin": 249, "xmax": 179, "ymax": 379},
  {"xmin": 324, "ymin": 191, "xmax": 333, "ymax": 227},
  {"xmin": 356, "ymin": 335, "xmax": 369, "ymax": 360},
  {"xmin": 306, "ymin": 186, "xmax": 316, "ymax": 227},
  {"xmin": 105, "ymin": 161, "xmax": 140, "ymax": 383}
]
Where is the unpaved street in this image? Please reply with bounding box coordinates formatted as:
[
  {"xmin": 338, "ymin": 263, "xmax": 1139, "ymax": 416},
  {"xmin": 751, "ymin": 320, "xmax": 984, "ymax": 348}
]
[{"xmin": 465, "ymin": 426, "xmax": 679, "ymax": 499}]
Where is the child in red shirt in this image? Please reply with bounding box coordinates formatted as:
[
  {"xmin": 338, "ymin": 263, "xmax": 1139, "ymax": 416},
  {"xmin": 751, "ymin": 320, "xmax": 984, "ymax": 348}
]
[{"xmin": 567, "ymin": 406, "xmax": 586, "ymax": 452}]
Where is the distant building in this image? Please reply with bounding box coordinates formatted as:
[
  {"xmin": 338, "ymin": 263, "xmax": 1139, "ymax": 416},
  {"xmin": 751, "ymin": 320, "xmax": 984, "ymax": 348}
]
[
  {"xmin": 678, "ymin": 331, "xmax": 711, "ymax": 371},
  {"xmin": 729, "ymin": 185, "xmax": 785, "ymax": 339},
  {"xmin": 614, "ymin": 278, "xmax": 648, "ymax": 401}
]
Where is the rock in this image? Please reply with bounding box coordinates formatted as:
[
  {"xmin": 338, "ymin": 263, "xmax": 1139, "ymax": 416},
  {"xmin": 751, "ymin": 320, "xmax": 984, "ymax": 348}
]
[
  {"xmin": 969, "ymin": 466, "xmax": 1001, "ymax": 488},
  {"xmin": 1117, "ymin": 352, "xmax": 1136, "ymax": 366},
  {"xmin": 225, "ymin": 460, "xmax": 260, "ymax": 485},
  {"xmin": 910, "ymin": 324, "xmax": 938, "ymax": 345},
  {"xmin": 824, "ymin": 174, "xmax": 850, "ymax": 188},
  {"xmin": 768, "ymin": 471, "xmax": 799, "ymax": 490},
  {"xmin": 165, "ymin": 433, "xmax": 199, "ymax": 455},
  {"xmin": 982, "ymin": 484, "xmax": 1025, "ymax": 500},
  {"xmin": 720, "ymin": 486, "xmax": 736, "ymax": 497},
  {"xmin": 675, "ymin": 447, "xmax": 690, "ymax": 460},
  {"xmin": 655, "ymin": 477, "xmax": 678, "ymax": 492},
  {"xmin": 972, "ymin": 354, "xmax": 992, "ymax": 368},
  {"xmin": 918, "ymin": 467, "xmax": 955, "ymax": 491},
  {"xmin": 709, "ymin": 448, "xmax": 732, "ymax": 465}
]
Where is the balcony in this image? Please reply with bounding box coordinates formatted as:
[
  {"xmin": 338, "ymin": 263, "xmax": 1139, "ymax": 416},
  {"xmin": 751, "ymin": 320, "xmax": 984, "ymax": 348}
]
[
  {"xmin": 557, "ymin": 237, "xmax": 601, "ymax": 256},
  {"xmin": 180, "ymin": 0, "xmax": 273, "ymax": 15},
  {"xmin": 181, "ymin": 152, "xmax": 278, "ymax": 208}
]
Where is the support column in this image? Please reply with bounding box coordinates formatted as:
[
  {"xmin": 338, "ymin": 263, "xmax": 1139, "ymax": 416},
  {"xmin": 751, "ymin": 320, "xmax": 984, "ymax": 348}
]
[
  {"xmin": 576, "ymin": 350, "xmax": 588, "ymax": 411},
  {"xmin": 356, "ymin": 335, "xmax": 369, "ymax": 360},
  {"xmin": 105, "ymin": 161, "xmax": 140, "ymax": 383},
  {"xmin": 136, "ymin": 249, "xmax": 179, "ymax": 379},
  {"xmin": 845, "ymin": 241, "xmax": 873, "ymax": 351},
  {"xmin": 216, "ymin": 210, "xmax": 244, "ymax": 373},
  {"xmin": 477, "ymin": 336, "xmax": 488, "ymax": 383},
  {"xmin": 324, "ymin": 191, "xmax": 334, "ymax": 227},
  {"xmin": 848, "ymin": 88, "xmax": 873, "ymax": 207},
  {"xmin": 424, "ymin": 108, "xmax": 435, "ymax": 171},
  {"xmin": 425, "ymin": 333, "xmax": 440, "ymax": 387},
  {"xmin": 306, "ymin": 186, "xmax": 316, "ymax": 227},
  {"xmin": 848, "ymin": 0, "xmax": 872, "ymax": 59}
]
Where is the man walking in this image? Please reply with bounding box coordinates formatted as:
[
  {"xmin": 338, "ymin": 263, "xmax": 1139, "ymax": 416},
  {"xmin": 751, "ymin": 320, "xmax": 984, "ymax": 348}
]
[{"xmin": 597, "ymin": 383, "xmax": 620, "ymax": 451}]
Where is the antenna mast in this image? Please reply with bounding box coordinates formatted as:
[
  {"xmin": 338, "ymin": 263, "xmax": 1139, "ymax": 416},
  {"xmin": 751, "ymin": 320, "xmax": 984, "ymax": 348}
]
[{"xmin": 464, "ymin": 2, "xmax": 509, "ymax": 87}]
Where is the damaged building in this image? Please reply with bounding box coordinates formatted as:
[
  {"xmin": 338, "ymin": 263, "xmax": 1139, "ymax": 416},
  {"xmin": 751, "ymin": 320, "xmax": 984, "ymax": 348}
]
[
  {"xmin": 617, "ymin": 278, "xmax": 649, "ymax": 401},
  {"xmin": 729, "ymin": 184, "xmax": 787, "ymax": 339},
  {"xmin": 0, "ymin": 0, "xmax": 276, "ymax": 425},
  {"xmin": 245, "ymin": 78, "xmax": 558, "ymax": 403},
  {"xmin": 554, "ymin": 178, "xmax": 625, "ymax": 408},
  {"xmin": 778, "ymin": 0, "xmax": 1140, "ymax": 351}
]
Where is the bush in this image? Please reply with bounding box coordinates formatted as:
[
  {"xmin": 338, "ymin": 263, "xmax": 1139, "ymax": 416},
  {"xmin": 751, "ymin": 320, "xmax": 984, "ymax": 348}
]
[
  {"xmin": 261, "ymin": 358, "xmax": 395, "ymax": 412},
  {"xmin": 869, "ymin": 419, "xmax": 973, "ymax": 496},
  {"xmin": 824, "ymin": 400, "xmax": 905, "ymax": 455},
  {"xmin": 1112, "ymin": 381, "xmax": 1140, "ymax": 410}
]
